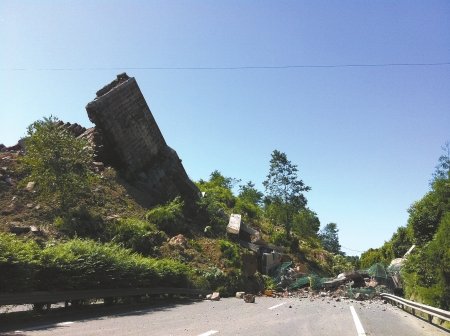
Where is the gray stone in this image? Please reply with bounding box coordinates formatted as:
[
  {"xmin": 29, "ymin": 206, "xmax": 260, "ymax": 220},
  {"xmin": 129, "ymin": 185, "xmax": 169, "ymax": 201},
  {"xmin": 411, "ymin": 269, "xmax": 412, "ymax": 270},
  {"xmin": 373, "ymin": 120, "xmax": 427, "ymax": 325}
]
[
  {"xmin": 25, "ymin": 181, "xmax": 35, "ymax": 191},
  {"xmin": 235, "ymin": 292, "xmax": 245, "ymax": 299},
  {"xmin": 85, "ymin": 74, "xmax": 199, "ymax": 208},
  {"xmin": 9, "ymin": 223, "xmax": 30, "ymax": 234},
  {"xmin": 30, "ymin": 225, "xmax": 40, "ymax": 232},
  {"xmin": 211, "ymin": 292, "xmax": 220, "ymax": 301},
  {"xmin": 243, "ymin": 294, "xmax": 255, "ymax": 303}
]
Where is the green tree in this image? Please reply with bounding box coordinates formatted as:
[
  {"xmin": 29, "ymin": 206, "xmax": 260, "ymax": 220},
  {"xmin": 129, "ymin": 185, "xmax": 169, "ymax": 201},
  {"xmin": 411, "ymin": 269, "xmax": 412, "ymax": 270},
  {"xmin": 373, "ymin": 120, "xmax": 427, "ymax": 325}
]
[
  {"xmin": 21, "ymin": 116, "xmax": 93, "ymax": 211},
  {"xmin": 235, "ymin": 181, "xmax": 263, "ymax": 222},
  {"xmin": 360, "ymin": 248, "xmax": 384, "ymax": 269},
  {"xmin": 389, "ymin": 226, "xmax": 413, "ymax": 258},
  {"xmin": 292, "ymin": 207, "xmax": 320, "ymax": 238},
  {"xmin": 432, "ymin": 141, "xmax": 450, "ymax": 181},
  {"xmin": 238, "ymin": 181, "xmax": 263, "ymax": 206},
  {"xmin": 407, "ymin": 143, "xmax": 449, "ymax": 245},
  {"xmin": 407, "ymin": 192, "xmax": 442, "ymax": 245},
  {"xmin": 196, "ymin": 171, "xmax": 237, "ymax": 234},
  {"xmin": 196, "ymin": 170, "xmax": 237, "ymax": 209},
  {"xmin": 402, "ymin": 213, "xmax": 450, "ymax": 310},
  {"xmin": 331, "ymin": 254, "xmax": 354, "ymax": 276},
  {"xmin": 263, "ymin": 150, "xmax": 310, "ymax": 236},
  {"xmin": 319, "ymin": 222, "xmax": 341, "ymax": 254}
]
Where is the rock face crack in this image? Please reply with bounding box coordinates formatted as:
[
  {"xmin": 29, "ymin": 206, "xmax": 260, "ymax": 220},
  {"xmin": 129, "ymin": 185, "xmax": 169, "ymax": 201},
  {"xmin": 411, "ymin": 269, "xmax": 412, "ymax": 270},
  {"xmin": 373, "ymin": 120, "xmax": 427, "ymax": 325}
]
[{"xmin": 85, "ymin": 73, "xmax": 199, "ymax": 207}]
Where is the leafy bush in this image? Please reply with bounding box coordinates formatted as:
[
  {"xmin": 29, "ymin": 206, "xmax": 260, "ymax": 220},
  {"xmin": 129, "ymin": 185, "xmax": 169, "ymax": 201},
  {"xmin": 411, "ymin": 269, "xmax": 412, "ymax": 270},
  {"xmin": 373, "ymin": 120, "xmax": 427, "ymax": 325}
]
[
  {"xmin": 200, "ymin": 266, "xmax": 227, "ymax": 290},
  {"xmin": 146, "ymin": 197, "xmax": 186, "ymax": 235},
  {"xmin": 54, "ymin": 206, "xmax": 105, "ymax": 238},
  {"xmin": 270, "ymin": 229, "xmax": 289, "ymax": 247},
  {"xmin": 38, "ymin": 239, "xmax": 155, "ymax": 290},
  {"xmin": 262, "ymin": 274, "xmax": 275, "ymax": 290},
  {"xmin": 20, "ymin": 116, "xmax": 94, "ymax": 212},
  {"xmin": 195, "ymin": 171, "xmax": 237, "ymax": 235},
  {"xmin": 196, "ymin": 194, "xmax": 228, "ymax": 235},
  {"xmin": 0, "ymin": 233, "xmax": 41, "ymax": 292},
  {"xmin": 37, "ymin": 239, "xmax": 193, "ymax": 291},
  {"xmin": 150, "ymin": 259, "xmax": 190, "ymax": 287},
  {"xmin": 108, "ymin": 218, "xmax": 166, "ymax": 256},
  {"xmin": 234, "ymin": 198, "xmax": 261, "ymax": 223},
  {"xmin": 196, "ymin": 170, "xmax": 237, "ymax": 209},
  {"xmin": 219, "ymin": 240, "xmax": 241, "ymax": 268},
  {"xmin": 200, "ymin": 267, "xmax": 244, "ymax": 296}
]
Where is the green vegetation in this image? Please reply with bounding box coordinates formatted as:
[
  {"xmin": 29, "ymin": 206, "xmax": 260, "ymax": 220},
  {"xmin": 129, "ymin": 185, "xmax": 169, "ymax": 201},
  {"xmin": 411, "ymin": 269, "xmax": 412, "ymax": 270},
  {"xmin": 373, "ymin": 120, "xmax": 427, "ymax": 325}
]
[
  {"xmin": 145, "ymin": 197, "xmax": 186, "ymax": 235},
  {"xmin": 219, "ymin": 240, "xmax": 241, "ymax": 268},
  {"xmin": 361, "ymin": 142, "xmax": 450, "ymax": 310},
  {"xmin": 0, "ymin": 234, "xmax": 192, "ymax": 292},
  {"xmin": 1, "ymin": 118, "xmax": 356, "ymax": 299},
  {"xmin": 235, "ymin": 181, "xmax": 263, "ymax": 223},
  {"xmin": 108, "ymin": 218, "xmax": 167, "ymax": 256},
  {"xmin": 0, "ymin": 233, "xmax": 41, "ymax": 292},
  {"xmin": 319, "ymin": 222, "xmax": 341, "ymax": 254},
  {"xmin": 402, "ymin": 213, "xmax": 449, "ymax": 309},
  {"xmin": 20, "ymin": 116, "xmax": 94, "ymax": 212},
  {"xmin": 263, "ymin": 150, "xmax": 311, "ymax": 238}
]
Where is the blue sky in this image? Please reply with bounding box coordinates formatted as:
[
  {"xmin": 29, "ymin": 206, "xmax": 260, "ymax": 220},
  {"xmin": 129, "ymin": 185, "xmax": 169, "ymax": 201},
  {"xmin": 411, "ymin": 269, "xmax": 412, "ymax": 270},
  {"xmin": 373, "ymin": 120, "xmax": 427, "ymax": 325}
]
[{"xmin": 1, "ymin": 1, "xmax": 449, "ymax": 255}]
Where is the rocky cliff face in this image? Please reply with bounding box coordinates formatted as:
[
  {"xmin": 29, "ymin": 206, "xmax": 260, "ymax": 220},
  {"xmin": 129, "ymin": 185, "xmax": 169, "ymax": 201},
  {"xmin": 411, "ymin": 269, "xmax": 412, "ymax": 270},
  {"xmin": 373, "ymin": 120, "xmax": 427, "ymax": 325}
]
[{"xmin": 85, "ymin": 73, "xmax": 199, "ymax": 207}]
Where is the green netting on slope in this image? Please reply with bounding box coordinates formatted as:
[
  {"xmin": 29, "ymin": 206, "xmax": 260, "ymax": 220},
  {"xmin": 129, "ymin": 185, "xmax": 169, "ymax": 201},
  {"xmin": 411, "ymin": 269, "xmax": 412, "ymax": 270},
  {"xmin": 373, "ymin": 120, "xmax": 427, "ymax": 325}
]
[
  {"xmin": 308, "ymin": 275, "xmax": 327, "ymax": 290},
  {"xmin": 288, "ymin": 276, "xmax": 310, "ymax": 290},
  {"xmin": 269, "ymin": 261, "xmax": 293, "ymax": 284},
  {"xmin": 269, "ymin": 261, "xmax": 330, "ymax": 290},
  {"xmin": 346, "ymin": 287, "xmax": 376, "ymax": 299},
  {"xmin": 367, "ymin": 263, "xmax": 388, "ymax": 279}
]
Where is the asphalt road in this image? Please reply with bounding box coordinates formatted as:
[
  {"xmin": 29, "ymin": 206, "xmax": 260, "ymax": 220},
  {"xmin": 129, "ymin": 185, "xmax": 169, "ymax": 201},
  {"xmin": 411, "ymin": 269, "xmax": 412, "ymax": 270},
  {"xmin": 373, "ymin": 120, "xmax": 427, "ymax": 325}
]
[{"xmin": 3, "ymin": 297, "xmax": 447, "ymax": 336}]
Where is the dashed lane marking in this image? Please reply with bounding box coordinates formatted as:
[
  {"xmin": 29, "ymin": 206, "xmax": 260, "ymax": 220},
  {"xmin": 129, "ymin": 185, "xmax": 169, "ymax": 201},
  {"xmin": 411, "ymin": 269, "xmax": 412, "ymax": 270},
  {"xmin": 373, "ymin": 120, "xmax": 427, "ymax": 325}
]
[
  {"xmin": 350, "ymin": 305, "xmax": 367, "ymax": 336},
  {"xmin": 268, "ymin": 302, "xmax": 287, "ymax": 310},
  {"xmin": 198, "ymin": 330, "xmax": 219, "ymax": 336}
]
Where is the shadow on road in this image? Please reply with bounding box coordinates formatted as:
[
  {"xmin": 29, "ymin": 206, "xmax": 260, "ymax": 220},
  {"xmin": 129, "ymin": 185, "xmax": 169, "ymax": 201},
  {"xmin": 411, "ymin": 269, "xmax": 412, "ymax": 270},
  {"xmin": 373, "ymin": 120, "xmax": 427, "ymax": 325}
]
[{"xmin": 0, "ymin": 297, "xmax": 201, "ymax": 335}]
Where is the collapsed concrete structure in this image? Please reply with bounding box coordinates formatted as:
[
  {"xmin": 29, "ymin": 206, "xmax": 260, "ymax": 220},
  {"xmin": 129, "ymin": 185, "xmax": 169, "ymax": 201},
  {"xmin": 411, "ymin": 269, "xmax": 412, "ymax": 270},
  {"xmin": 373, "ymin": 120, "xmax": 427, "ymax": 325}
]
[
  {"xmin": 227, "ymin": 213, "xmax": 285, "ymax": 275},
  {"xmin": 85, "ymin": 73, "xmax": 199, "ymax": 207}
]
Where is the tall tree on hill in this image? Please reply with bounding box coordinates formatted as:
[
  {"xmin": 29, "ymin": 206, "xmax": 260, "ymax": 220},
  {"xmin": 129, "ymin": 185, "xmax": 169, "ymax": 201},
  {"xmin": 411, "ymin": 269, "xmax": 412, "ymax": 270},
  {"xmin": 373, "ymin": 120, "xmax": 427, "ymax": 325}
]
[
  {"xmin": 263, "ymin": 150, "xmax": 310, "ymax": 237},
  {"xmin": 319, "ymin": 222, "xmax": 341, "ymax": 254}
]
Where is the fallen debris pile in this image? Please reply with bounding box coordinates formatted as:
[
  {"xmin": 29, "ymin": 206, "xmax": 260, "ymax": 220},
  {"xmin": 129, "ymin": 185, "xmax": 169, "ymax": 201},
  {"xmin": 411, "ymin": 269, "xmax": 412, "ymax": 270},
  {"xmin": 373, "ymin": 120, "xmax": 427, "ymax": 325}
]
[{"xmin": 266, "ymin": 261, "xmax": 394, "ymax": 301}]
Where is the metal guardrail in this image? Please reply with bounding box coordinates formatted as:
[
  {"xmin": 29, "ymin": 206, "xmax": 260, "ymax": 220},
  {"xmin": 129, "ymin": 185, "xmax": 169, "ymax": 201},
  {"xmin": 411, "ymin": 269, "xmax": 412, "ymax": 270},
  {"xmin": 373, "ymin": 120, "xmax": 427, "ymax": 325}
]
[
  {"xmin": 0, "ymin": 287, "xmax": 210, "ymax": 307},
  {"xmin": 380, "ymin": 293, "xmax": 450, "ymax": 323}
]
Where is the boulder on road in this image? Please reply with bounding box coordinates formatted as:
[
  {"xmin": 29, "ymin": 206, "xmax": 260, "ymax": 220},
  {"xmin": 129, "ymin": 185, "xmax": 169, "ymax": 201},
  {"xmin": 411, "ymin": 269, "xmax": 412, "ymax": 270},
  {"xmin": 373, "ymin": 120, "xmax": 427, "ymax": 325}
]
[
  {"xmin": 211, "ymin": 292, "xmax": 220, "ymax": 301},
  {"xmin": 243, "ymin": 294, "xmax": 255, "ymax": 303}
]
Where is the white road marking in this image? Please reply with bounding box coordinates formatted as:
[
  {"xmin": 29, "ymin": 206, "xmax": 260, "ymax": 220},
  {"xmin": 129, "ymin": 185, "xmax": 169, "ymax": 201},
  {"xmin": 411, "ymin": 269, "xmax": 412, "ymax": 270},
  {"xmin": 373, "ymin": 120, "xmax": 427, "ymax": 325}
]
[
  {"xmin": 56, "ymin": 321, "xmax": 74, "ymax": 326},
  {"xmin": 198, "ymin": 330, "xmax": 219, "ymax": 336},
  {"xmin": 350, "ymin": 306, "xmax": 367, "ymax": 336},
  {"xmin": 268, "ymin": 302, "xmax": 287, "ymax": 310}
]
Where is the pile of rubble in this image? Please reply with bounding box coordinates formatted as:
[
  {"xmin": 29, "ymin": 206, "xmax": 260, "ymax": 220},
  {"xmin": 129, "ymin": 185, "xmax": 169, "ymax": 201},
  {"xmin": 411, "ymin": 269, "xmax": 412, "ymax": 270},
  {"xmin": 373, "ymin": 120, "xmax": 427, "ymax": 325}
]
[{"xmin": 266, "ymin": 261, "xmax": 392, "ymax": 302}]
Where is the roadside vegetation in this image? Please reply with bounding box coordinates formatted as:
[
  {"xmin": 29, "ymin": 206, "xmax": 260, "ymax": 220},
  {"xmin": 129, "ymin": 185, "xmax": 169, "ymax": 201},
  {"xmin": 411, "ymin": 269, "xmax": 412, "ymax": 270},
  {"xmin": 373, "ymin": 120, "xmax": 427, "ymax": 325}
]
[
  {"xmin": 360, "ymin": 143, "xmax": 450, "ymax": 310},
  {"xmin": 1, "ymin": 116, "xmax": 361, "ymax": 302}
]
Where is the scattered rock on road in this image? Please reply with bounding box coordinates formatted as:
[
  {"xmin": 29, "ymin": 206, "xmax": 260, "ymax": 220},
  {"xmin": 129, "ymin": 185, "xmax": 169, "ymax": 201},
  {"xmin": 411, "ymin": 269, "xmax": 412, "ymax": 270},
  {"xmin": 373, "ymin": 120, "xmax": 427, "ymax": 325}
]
[{"xmin": 243, "ymin": 294, "xmax": 255, "ymax": 303}]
